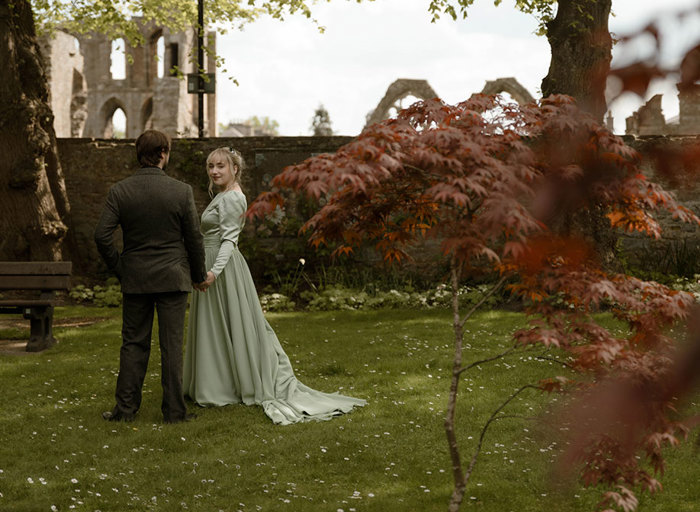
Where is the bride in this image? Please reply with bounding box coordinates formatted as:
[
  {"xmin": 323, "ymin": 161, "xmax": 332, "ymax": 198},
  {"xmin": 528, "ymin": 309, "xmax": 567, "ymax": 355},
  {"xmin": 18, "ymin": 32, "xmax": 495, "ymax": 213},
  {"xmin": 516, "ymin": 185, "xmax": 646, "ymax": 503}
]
[{"xmin": 184, "ymin": 147, "xmax": 366, "ymax": 425}]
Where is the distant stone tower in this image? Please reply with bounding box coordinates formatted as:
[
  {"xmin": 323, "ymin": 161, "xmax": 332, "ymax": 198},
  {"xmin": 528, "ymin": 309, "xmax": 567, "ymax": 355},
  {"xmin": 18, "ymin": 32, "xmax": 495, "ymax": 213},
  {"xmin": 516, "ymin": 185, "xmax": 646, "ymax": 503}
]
[
  {"xmin": 42, "ymin": 19, "xmax": 216, "ymax": 138},
  {"xmin": 677, "ymin": 45, "xmax": 700, "ymax": 135},
  {"xmin": 624, "ymin": 46, "xmax": 700, "ymax": 136},
  {"xmin": 41, "ymin": 31, "xmax": 87, "ymax": 138}
]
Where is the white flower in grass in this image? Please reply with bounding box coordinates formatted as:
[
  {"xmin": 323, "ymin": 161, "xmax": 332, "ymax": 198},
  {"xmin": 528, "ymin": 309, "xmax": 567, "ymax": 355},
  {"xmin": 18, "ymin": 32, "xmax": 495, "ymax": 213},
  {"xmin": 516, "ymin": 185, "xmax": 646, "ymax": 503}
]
[{"xmin": 27, "ymin": 477, "xmax": 34, "ymax": 484}]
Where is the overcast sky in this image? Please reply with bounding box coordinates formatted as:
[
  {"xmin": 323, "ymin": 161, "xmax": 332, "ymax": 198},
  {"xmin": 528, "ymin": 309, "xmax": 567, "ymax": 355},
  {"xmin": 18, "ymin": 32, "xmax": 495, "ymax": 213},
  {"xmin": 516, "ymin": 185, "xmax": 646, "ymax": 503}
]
[{"xmin": 214, "ymin": 0, "xmax": 700, "ymax": 136}]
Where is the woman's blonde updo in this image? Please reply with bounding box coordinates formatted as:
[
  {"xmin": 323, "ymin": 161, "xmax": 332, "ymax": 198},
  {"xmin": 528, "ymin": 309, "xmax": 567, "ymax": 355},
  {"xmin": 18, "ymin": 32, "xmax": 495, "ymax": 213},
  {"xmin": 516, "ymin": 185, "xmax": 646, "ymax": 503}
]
[{"xmin": 207, "ymin": 147, "xmax": 245, "ymax": 197}]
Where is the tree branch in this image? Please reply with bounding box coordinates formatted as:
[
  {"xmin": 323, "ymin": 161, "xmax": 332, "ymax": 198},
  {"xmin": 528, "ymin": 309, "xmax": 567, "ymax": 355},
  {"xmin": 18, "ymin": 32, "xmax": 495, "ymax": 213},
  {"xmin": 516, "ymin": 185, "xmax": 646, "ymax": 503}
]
[
  {"xmin": 463, "ymin": 384, "xmax": 540, "ymax": 484},
  {"xmin": 457, "ymin": 344, "xmax": 518, "ymax": 376},
  {"xmin": 534, "ymin": 354, "xmax": 575, "ymax": 370},
  {"xmin": 458, "ymin": 274, "xmax": 509, "ymax": 331}
]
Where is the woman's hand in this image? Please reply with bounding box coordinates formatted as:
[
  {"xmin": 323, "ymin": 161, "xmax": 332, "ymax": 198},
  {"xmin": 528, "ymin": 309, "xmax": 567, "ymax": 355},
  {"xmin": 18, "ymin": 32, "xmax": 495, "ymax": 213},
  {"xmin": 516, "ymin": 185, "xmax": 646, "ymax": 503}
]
[{"xmin": 194, "ymin": 271, "xmax": 216, "ymax": 292}]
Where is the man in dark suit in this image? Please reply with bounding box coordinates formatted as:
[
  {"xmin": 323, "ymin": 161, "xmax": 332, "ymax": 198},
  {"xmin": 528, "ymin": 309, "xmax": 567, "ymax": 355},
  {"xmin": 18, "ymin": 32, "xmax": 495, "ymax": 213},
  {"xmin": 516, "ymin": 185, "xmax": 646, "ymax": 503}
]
[{"xmin": 95, "ymin": 129, "xmax": 208, "ymax": 424}]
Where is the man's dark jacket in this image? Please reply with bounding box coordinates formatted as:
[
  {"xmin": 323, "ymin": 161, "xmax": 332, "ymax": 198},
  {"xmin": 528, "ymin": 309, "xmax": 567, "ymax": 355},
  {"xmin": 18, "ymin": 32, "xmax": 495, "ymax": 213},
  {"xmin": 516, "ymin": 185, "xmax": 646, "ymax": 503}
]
[{"xmin": 94, "ymin": 167, "xmax": 207, "ymax": 293}]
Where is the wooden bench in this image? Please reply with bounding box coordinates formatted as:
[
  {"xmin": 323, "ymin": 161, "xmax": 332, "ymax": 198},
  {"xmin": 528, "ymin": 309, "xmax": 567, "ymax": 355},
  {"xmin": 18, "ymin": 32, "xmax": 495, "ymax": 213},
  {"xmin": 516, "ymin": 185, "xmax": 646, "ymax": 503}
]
[{"xmin": 0, "ymin": 262, "xmax": 72, "ymax": 352}]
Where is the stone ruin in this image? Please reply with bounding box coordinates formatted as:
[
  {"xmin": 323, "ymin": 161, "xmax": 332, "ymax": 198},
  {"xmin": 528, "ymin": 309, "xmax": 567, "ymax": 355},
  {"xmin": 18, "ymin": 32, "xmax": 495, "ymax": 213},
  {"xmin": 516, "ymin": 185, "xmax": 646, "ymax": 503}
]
[
  {"xmin": 366, "ymin": 76, "xmax": 700, "ymax": 137},
  {"xmin": 364, "ymin": 79, "xmax": 440, "ymax": 129},
  {"xmin": 625, "ymin": 47, "xmax": 700, "ymax": 136},
  {"xmin": 41, "ymin": 19, "xmax": 217, "ymax": 139},
  {"xmin": 364, "ymin": 77, "xmax": 535, "ymax": 130}
]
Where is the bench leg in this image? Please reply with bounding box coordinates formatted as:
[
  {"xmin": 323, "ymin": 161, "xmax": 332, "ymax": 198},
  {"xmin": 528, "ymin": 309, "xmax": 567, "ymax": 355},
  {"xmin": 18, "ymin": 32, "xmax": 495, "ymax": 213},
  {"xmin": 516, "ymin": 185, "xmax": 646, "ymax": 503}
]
[{"xmin": 23, "ymin": 306, "xmax": 57, "ymax": 352}]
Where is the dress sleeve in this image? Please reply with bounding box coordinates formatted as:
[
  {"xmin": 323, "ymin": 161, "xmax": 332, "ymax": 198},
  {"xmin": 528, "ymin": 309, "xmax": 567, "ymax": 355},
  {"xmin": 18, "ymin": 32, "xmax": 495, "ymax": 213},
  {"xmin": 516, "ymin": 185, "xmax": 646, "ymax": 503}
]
[{"xmin": 210, "ymin": 192, "xmax": 247, "ymax": 277}]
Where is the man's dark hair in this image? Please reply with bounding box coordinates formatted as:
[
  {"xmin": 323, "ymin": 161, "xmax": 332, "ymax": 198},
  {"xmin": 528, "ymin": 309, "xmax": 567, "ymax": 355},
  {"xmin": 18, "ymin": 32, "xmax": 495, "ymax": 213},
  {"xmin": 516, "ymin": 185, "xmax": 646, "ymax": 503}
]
[{"xmin": 136, "ymin": 130, "xmax": 171, "ymax": 167}]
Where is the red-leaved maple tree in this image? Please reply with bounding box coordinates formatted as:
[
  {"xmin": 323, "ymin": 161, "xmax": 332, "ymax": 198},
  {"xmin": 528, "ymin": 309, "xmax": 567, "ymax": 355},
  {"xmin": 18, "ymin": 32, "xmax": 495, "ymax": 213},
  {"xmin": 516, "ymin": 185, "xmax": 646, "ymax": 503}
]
[{"xmin": 248, "ymin": 92, "xmax": 699, "ymax": 511}]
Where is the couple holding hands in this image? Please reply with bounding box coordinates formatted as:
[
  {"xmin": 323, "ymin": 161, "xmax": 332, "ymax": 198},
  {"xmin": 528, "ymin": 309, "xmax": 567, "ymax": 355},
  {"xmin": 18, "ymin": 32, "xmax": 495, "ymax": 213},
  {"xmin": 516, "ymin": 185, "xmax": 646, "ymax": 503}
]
[{"xmin": 94, "ymin": 129, "xmax": 365, "ymax": 425}]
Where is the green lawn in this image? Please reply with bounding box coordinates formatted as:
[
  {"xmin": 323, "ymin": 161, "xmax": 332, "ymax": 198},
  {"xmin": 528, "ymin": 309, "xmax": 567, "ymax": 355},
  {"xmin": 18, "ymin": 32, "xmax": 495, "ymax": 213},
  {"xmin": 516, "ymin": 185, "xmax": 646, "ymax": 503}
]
[{"xmin": 0, "ymin": 306, "xmax": 697, "ymax": 511}]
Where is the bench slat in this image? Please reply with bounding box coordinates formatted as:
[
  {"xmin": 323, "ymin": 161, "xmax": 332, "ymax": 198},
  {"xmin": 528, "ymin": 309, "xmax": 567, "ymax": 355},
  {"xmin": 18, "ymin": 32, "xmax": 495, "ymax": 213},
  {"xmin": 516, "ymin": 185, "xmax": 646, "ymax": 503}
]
[
  {"xmin": 0, "ymin": 275, "xmax": 71, "ymax": 290},
  {"xmin": 0, "ymin": 300, "xmax": 54, "ymax": 309},
  {"xmin": 0, "ymin": 261, "xmax": 72, "ymax": 275}
]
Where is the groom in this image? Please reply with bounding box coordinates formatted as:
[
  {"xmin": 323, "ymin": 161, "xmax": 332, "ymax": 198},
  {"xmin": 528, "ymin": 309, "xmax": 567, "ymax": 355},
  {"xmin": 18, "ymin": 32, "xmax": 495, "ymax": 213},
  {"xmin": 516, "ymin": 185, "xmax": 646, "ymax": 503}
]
[{"xmin": 94, "ymin": 129, "xmax": 208, "ymax": 424}]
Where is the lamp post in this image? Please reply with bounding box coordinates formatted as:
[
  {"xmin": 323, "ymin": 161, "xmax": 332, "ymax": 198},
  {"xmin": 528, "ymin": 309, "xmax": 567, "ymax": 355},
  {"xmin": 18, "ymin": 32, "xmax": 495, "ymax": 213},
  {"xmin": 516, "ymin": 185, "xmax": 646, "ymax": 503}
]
[
  {"xmin": 188, "ymin": 0, "xmax": 214, "ymax": 135},
  {"xmin": 197, "ymin": 0, "xmax": 204, "ymax": 138}
]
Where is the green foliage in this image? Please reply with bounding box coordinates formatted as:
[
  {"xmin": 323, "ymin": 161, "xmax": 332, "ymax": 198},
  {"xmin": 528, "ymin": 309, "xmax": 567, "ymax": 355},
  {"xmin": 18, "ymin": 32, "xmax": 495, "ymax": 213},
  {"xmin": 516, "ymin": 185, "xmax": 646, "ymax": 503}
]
[
  {"xmin": 259, "ymin": 282, "xmax": 505, "ymax": 312},
  {"xmin": 617, "ymin": 238, "xmax": 700, "ymax": 282},
  {"xmin": 69, "ymin": 278, "xmax": 122, "ymax": 307},
  {"xmin": 671, "ymin": 274, "xmax": 700, "ymax": 301},
  {"xmin": 32, "ymin": 0, "xmax": 362, "ymax": 42},
  {"xmin": 246, "ymin": 115, "xmax": 280, "ymax": 135},
  {"xmin": 310, "ymin": 104, "xmax": 333, "ymax": 136},
  {"xmin": 270, "ymin": 258, "xmax": 312, "ymax": 297},
  {"xmin": 427, "ymin": 0, "xmax": 556, "ymax": 35},
  {"xmin": 258, "ymin": 292, "xmax": 296, "ymax": 312}
]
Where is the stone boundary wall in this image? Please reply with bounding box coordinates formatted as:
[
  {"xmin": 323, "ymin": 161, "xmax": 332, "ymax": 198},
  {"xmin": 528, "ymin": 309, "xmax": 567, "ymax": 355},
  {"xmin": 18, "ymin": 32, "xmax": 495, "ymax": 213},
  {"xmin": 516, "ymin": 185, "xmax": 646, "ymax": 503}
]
[
  {"xmin": 618, "ymin": 135, "xmax": 700, "ymax": 276},
  {"xmin": 58, "ymin": 135, "xmax": 700, "ymax": 282},
  {"xmin": 59, "ymin": 136, "xmax": 353, "ymax": 280}
]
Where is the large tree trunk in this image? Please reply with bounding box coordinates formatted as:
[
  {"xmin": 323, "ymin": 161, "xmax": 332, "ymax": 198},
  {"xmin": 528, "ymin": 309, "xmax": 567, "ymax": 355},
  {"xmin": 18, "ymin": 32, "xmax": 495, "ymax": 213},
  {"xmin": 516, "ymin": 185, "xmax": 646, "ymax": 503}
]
[
  {"xmin": 542, "ymin": 0, "xmax": 612, "ymax": 122},
  {"xmin": 0, "ymin": 0, "xmax": 70, "ymax": 261},
  {"xmin": 542, "ymin": 0, "xmax": 617, "ymax": 269}
]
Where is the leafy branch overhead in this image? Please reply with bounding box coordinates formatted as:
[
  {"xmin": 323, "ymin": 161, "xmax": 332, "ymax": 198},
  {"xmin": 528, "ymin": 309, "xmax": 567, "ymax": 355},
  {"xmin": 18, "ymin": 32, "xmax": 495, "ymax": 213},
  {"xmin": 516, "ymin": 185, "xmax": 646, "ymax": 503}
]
[
  {"xmin": 32, "ymin": 0, "xmax": 357, "ymax": 44},
  {"xmin": 427, "ymin": 0, "xmax": 557, "ymax": 34}
]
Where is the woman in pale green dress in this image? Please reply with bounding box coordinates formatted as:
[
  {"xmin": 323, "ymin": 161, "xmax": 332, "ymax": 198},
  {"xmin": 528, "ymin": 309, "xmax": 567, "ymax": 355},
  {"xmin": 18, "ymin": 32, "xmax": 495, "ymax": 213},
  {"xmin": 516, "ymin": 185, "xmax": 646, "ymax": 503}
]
[{"xmin": 184, "ymin": 147, "xmax": 366, "ymax": 425}]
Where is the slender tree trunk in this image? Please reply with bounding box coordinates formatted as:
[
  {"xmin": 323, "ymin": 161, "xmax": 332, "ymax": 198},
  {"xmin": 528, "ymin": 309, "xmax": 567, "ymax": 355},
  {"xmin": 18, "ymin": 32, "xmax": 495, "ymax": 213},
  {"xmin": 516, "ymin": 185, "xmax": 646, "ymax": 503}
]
[
  {"xmin": 0, "ymin": 0, "xmax": 70, "ymax": 261},
  {"xmin": 542, "ymin": 0, "xmax": 612, "ymax": 122},
  {"xmin": 446, "ymin": 259, "xmax": 466, "ymax": 511}
]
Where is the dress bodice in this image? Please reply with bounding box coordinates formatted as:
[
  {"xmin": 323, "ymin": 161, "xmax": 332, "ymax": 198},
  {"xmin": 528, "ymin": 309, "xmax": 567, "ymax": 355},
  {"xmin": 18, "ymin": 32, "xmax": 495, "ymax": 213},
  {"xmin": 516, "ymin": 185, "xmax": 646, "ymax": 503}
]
[{"xmin": 201, "ymin": 190, "xmax": 247, "ymax": 245}]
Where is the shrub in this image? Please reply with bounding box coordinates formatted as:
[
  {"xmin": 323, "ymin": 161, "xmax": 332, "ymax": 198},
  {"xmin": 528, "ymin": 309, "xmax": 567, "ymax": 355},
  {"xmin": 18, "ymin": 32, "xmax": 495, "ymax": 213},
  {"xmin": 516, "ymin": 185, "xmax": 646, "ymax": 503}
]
[{"xmin": 69, "ymin": 278, "xmax": 122, "ymax": 307}]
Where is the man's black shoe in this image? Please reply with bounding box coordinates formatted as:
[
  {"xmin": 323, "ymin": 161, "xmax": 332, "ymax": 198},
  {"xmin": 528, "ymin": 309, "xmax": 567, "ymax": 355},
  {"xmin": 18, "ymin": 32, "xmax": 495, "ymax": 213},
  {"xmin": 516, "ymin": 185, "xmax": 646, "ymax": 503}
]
[{"xmin": 102, "ymin": 411, "xmax": 135, "ymax": 422}]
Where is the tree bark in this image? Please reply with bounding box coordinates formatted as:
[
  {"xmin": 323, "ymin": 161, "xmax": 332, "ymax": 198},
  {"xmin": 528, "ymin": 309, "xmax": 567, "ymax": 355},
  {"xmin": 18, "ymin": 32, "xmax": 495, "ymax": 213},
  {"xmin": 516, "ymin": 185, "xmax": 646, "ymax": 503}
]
[
  {"xmin": 541, "ymin": 0, "xmax": 613, "ymax": 122},
  {"xmin": 0, "ymin": 0, "xmax": 70, "ymax": 261},
  {"xmin": 541, "ymin": 0, "xmax": 617, "ymax": 268}
]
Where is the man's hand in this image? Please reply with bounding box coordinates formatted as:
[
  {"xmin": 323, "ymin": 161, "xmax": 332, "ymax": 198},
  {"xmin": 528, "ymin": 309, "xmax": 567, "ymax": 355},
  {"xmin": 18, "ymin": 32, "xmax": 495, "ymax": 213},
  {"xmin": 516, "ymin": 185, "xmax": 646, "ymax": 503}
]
[{"xmin": 193, "ymin": 272, "xmax": 216, "ymax": 292}]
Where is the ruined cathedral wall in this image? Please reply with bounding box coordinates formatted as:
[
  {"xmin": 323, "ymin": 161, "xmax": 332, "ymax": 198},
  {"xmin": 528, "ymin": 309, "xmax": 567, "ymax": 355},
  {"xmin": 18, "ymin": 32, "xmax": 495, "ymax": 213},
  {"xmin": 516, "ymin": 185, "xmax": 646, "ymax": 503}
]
[
  {"xmin": 40, "ymin": 31, "xmax": 86, "ymax": 138},
  {"xmin": 47, "ymin": 21, "xmax": 209, "ymax": 139}
]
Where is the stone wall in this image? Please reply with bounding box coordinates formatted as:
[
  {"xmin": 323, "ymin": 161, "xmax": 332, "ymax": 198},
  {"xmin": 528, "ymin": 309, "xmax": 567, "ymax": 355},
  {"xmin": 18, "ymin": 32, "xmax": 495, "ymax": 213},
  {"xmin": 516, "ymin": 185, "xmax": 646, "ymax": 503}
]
[
  {"xmin": 58, "ymin": 135, "xmax": 700, "ymax": 283},
  {"xmin": 58, "ymin": 136, "xmax": 353, "ymax": 281},
  {"xmin": 619, "ymin": 135, "xmax": 700, "ymax": 276}
]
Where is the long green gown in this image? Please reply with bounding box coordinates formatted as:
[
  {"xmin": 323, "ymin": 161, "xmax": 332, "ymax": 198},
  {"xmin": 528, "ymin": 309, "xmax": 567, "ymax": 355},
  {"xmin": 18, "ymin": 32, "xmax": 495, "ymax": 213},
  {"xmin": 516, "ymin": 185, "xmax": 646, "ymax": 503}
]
[{"xmin": 184, "ymin": 190, "xmax": 366, "ymax": 424}]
